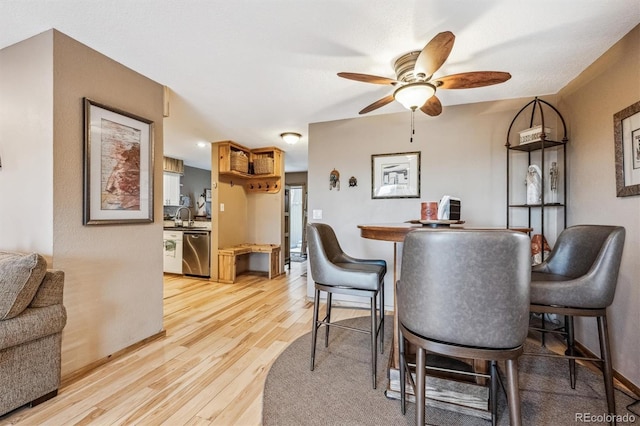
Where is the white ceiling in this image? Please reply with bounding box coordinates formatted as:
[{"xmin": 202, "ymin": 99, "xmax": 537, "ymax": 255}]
[{"xmin": 2, "ymin": 1, "xmax": 639, "ymax": 172}]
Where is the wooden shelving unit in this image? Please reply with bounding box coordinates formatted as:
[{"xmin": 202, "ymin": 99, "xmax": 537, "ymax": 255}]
[{"xmin": 217, "ymin": 141, "xmax": 283, "ymax": 193}]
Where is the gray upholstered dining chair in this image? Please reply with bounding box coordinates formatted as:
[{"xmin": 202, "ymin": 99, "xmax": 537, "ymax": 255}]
[
  {"xmin": 397, "ymin": 229, "xmax": 531, "ymax": 426},
  {"xmin": 529, "ymin": 225, "xmax": 625, "ymax": 423},
  {"xmin": 306, "ymin": 222, "xmax": 386, "ymax": 389}
]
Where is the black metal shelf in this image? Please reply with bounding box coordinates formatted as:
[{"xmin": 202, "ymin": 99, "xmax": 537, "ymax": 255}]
[
  {"xmin": 506, "ymin": 97, "xmax": 568, "ymax": 254},
  {"xmin": 509, "ymin": 203, "xmax": 565, "ymax": 208},
  {"xmin": 508, "ymin": 139, "xmax": 565, "ymax": 152}
]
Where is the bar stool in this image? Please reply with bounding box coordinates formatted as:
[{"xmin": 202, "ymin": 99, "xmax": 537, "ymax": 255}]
[
  {"xmin": 306, "ymin": 222, "xmax": 386, "ymax": 389},
  {"xmin": 528, "ymin": 225, "xmax": 625, "ymax": 424},
  {"xmin": 397, "ymin": 229, "xmax": 531, "ymax": 426}
]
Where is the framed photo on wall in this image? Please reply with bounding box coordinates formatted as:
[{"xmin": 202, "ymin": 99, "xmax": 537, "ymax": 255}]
[
  {"xmin": 83, "ymin": 98, "xmax": 155, "ymax": 224},
  {"xmin": 371, "ymin": 151, "xmax": 421, "ymax": 199},
  {"xmin": 614, "ymin": 100, "xmax": 640, "ymax": 197}
]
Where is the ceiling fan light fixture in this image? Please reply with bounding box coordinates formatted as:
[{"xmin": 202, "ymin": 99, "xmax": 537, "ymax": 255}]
[
  {"xmin": 280, "ymin": 132, "xmax": 302, "ymax": 145},
  {"xmin": 393, "ymin": 82, "xmax": 436, "ymax": 111}
]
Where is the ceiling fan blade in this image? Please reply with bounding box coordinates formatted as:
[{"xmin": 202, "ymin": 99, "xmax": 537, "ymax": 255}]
[
  {"xmin": 359, "ymin": 94, "xmax": 395, "ymax": 114},
  {"xmin": 420, "ymin": 95, "xmax": 442, "ymax": 116},
  {"xmin": 414, "ymin": 31, "xmax": 455, "ymax": 79},
  {"xmin": 434, "ymin": 71, "xmax": 512, "ymax": 89},
  {"xmin": 337, "ymin": 72, "xmax": 398, "ymax": 85}
]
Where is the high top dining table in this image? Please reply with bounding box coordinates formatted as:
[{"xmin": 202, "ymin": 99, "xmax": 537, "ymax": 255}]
[{"xmin": 358, "ymin": 223, "xmax": 531, "ymax": 419}]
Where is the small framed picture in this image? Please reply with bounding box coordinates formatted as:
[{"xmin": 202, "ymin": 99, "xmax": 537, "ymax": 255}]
[
  {"xmin": 205, "ymin": 188, "xmax": 212, "ymax": 202},
  {"xmin": 83, "ymin": 98, "xmax": 154, "ymax": 224},
  {"xmin": 371, "ymin": 151, "xmax": 421, "ymax": 199}
]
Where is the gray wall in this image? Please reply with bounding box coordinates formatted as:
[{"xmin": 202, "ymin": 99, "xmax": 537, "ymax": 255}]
[{"xmin": 181, "ymin": 165, "xmax": 212, "ymax": 218}]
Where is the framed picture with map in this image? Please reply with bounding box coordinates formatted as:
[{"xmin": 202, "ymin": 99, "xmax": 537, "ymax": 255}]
[{"xmin": 83, "ymin": 98, "xmax": 155, "ymax": 225}]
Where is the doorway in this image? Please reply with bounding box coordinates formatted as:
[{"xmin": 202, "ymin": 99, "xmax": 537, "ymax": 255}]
[{"xmin": 288, "ymin": 184, "xmax": 307, "ymax": 262}]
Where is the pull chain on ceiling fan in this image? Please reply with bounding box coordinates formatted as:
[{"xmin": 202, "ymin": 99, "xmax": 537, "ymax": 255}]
[{"xmin": 337, "ymin": 31, "xmax": 512, "ymax": 117}]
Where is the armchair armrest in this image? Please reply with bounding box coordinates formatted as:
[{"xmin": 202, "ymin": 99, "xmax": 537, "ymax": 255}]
[{"xmin": 30, "ymin": 270, "xmax": 64, "ymax": 308}]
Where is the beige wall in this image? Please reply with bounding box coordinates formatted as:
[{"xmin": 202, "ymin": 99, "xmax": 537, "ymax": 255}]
[
  {"xmin": 0, "ymin": 31, "xmax": 54, "ymax": 256},
  {"xmin": 307, "ymin": 24, "xmax": 640, "ymax": 388},
  {"xmin": 217, "ymin": 179, "xmax": 250, "ymax": 247},
  {"xmin": 307, "ymin": 97, "xmax": 536, "ymax": 308},
  {"xmin": 557, "ymin": 24, "xmax": 640, "ymax": 387},
  {"xmin": 1, "ymin": 30, "xmax": 165, "ymax": 377},
  {"xmin": 285, "ymin": 171, "xmax": 308, "ymax": 186}
]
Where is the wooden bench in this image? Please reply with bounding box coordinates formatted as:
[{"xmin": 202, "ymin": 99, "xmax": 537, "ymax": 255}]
[{"xmin": 218, "ymin": 243, "xmax": 281, "ymax": 283}]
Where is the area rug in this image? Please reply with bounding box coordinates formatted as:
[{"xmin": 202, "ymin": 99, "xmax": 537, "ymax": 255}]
[{"xmin": 263, "ymin": 316, "xmax": 638, "ymax": 425}]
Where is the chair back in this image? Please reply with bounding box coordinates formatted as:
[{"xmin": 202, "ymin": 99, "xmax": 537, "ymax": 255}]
[
  {"xmin": 306, "ymin": 223, "xmax": 343, "ymax": 284},
  {"xmin": 398, "ymin": 229, "xmax": 531, "ymax": 349},
  {"xmin": 533, "ymin": 225, "xmax": 625, "ymax": 307}
]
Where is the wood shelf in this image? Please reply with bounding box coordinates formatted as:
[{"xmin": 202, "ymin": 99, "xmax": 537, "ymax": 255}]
[{"xmin": 217, "ymin": 141, "xmax": 283, "ymax": 193}]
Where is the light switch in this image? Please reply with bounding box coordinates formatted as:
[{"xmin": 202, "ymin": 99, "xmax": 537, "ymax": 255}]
[
  {"xmin": 220, "ymin": 203, "xmax": 225, "ymax": 212},
  {"xmin": 312, "ymin": 209, "xmax": 322, "ymax": 219}
]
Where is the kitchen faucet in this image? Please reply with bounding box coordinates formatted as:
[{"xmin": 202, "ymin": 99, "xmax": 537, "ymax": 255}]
[{"xmin": 174, "ymin": 206, "xmax": 192, "ymax": 227}]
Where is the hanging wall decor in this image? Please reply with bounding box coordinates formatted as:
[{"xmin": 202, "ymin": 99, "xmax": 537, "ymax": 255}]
[
  {"xmin": 83, "ymin": 98, "xmax": 154, "ymax": 225},
  {"xmin": 329, "ymin": 169, "xmax": 340, "ymax": 190},
  {"xmin": 371, "ymin": 152, "xmax": 421, "ymax": 199},
  {"xmin": 614, "ymin": 100, "xmax": 640, "ymax": 197},
  {"xmin": 349, "ymin": 176, "xmax": 358, "ymax": 187}
]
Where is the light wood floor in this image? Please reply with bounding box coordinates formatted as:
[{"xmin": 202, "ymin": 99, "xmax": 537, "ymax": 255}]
[
  {"xmin": 0, "ymin": 260, "xmax": 368, "ymax": 425},
  {"xmin": 2, "ymin": 261, "xmax": 635, "ymax": 425}
]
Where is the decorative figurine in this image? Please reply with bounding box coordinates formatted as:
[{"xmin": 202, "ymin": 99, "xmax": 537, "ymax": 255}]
[
  {"xmin": 196, "ymin": 192, "xmax": 207, "ymax": 216},
  {"xmin": 526, "ymin": 165, "xmax": 542, "ymax": 204},
  {"xmin": 549, "ymin": 161, "xmax": 559, "ymax": 203},
  {"xmin": 329, "ymin": 169, "xmax": 340, "ymax": 190},
  {"xmin": 348, "ymin": 176, "xmax": 357, "ymax": 187},
  {"xmin": 531, "ymin": 234, "xmax": 551, "ymax": 265}
]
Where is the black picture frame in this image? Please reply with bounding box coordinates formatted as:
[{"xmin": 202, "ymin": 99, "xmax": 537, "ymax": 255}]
[{"xmin": 371, "ymin": 151, "xmax": 421, "ymax": 199}]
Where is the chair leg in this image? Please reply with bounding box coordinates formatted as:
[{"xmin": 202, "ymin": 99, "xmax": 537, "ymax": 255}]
[
  {"xmin": 565, "ymin": 315, "xmax": 577, "ymax": 389},
  {"xmin": 324, "ymin": 292, "xmax": 332, "ymax": 348},
  {"xmin": 541, "ymin": 312, "xmax": 547, "ymax": 347},
  {"xmin": 597, "ymin": 315, "xmax": 617, "ymax": 424},
  {"xmin": 505, "ymin": 358, "xmax": 522, "ymax": 426},
  {"xmin": 490, "ymin": 361, "xmax": 498, "ymax": 426},
  {"xmin": 379, "ymin": 285, "xmax": 384, "ymax": 353},
  {"xmin": 370, "ymin": 295, "xmax": 377, "ymax": 389},
  {"xmin": 310, "ymin": 288, "xmax": 321, "ymax": 371},
  {"xmin": 399, "ymin": 329, "xmax": 407, "ymax": 415},
  {"xmin": 416, "ymin": 347, "xmax": 426, "ymax": 426}
]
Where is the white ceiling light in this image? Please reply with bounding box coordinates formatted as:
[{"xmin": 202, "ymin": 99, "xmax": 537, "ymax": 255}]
[
  {"xmin": 393, "ymin": 82, "xmax": 436, "ymax": 111},
  {"xmin": 280, "ymin": 132, "xmax": 302, "ymax": 145},
  {"xmin": 197, "ymin": 142, "xmax": 207, "ymax": 148}
]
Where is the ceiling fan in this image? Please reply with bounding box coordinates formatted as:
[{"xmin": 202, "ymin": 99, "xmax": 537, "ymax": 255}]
[{"xmin": 338, "ymin": 31, "xmax": 511, "ymax": 117}]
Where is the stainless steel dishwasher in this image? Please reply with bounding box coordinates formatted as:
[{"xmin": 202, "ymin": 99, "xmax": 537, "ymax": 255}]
[{"xmin": 182, "ymin": 231, "xmax": 210, "ymax": 277}]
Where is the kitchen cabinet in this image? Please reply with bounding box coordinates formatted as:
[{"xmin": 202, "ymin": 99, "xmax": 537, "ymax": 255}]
[
  {"xmin": 506, "ymin": 97, "xmax": 568, "ymax": 259},
  {"xmin": 163, "ymin": 156, "xmax": 184, "ymax": 174},
  {"xmin": 163, "ymin": 172, "xmax": 181, "ymax": 206}
]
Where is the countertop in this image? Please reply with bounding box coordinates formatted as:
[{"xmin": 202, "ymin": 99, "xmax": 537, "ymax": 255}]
[{"xmin": 163, "ymin": 226, "xmax": 210, "ymax": 232}]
